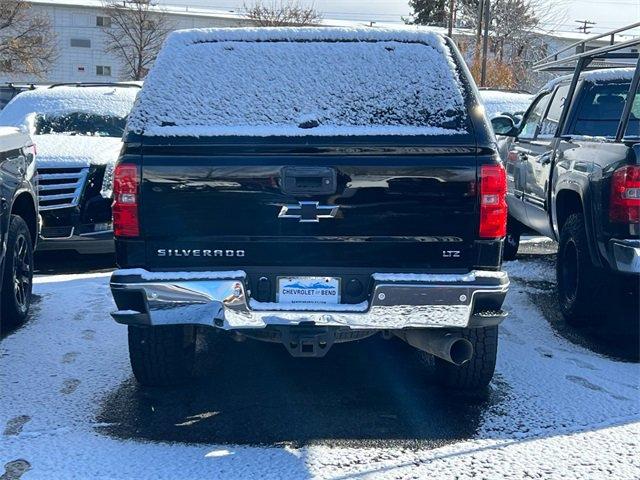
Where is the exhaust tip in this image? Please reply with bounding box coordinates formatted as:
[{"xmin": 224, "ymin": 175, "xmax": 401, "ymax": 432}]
[{"xmin": 449, "ymin": 338, "xmax": 474, "ymax": 366}]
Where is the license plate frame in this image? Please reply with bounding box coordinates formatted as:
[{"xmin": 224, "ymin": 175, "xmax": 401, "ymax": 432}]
[{"xmin": 276, "ymin": 276, "xmax": 341, "ymax": 305}]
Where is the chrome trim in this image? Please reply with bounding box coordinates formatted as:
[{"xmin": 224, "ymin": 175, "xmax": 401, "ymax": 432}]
[
  {"xmin": 110, "ymin": 269, "xmax": 509, "ymax": 330},
  {"xmin": 40, "ymin": 226, "xmax": 74, "ymax": 240},
  {"xmin": 278, "ymin": 201, "xmax": 339, "ymax": 223},
  {"xmin": 610, "ymin": 239, "xmax": 640, "ymax": 274},
  {"xmin": 37, "ymin": 167, "xmax": 89, "ymax": 211}
]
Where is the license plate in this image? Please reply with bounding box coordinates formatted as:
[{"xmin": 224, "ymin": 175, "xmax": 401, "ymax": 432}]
[{"xmin": 277, "ymin": 276, "xmax": 341, "ymax": 305}]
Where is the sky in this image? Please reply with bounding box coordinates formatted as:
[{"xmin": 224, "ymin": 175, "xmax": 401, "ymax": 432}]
[{"xmin": 163, "ymin": 0, "xmax": 640, "ymax": 34}]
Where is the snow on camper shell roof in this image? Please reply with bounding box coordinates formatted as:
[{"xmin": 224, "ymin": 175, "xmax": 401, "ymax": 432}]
[
  {"xmin": 0, "ymin": 86, "xmax": 139, "ymax": 128},
  {"xmin": 126, "ymin": 27, "xmax": 469, "ymax": 137}
]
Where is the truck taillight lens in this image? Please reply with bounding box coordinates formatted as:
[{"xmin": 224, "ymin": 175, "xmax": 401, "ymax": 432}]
[
  {"xmin": 610, "ymin": 165, "xmax": 640, "ymax": 224},
  {"xmin": 479, "ymin": 164, "xmax": 507, "ymax": 239},
  {"xmin": 113, "ymin": 163, "xmax": 140, "ymax": 237}
]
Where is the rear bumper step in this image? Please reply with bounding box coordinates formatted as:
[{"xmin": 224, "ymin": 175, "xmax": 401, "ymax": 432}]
[
  {"xmin": 609, "ymin": 239, "xmax": 640, "ymax": 274},
  {"xmin": 110, "ymin": 269, "xmax": 509, "ymax": 330}
]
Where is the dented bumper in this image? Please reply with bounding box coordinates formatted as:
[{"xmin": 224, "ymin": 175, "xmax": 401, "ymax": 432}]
[{"xmin": 110, "ymin": 269, "xmax": 509, "ymax": 330}]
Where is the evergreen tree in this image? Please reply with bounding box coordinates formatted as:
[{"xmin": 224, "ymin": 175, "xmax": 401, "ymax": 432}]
[{"xmin": 405, "ymin": 0, "xmax": 449, "ymax": 27}]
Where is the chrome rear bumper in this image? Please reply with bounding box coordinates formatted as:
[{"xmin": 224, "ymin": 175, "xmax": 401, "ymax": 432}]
[{"xmin": 110, "ymin": 269, "xmax": 509, "ymax": 330}]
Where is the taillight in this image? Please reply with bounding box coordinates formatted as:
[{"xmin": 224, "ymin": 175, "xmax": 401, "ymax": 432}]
[
  {"xmin": 479, "ymin": 164, "xmax": 507, "ymax": 238},
  {"xmin": 113, "ymin": 163, "xmax": 140, "ymax": 237},
  {"xmin": 610, "ymin": 165, "xmax": 640, "ymax": 223}
]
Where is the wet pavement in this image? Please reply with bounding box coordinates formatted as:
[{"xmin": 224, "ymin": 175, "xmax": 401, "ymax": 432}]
[{"xmin": 96, "ymin": 334, "xmax": 496, "ymax": 448}]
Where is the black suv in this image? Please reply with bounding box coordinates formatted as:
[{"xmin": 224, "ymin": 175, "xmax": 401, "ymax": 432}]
[
  {"xmin": 493, "ymin": 43, "xmax": 639, "ymax": 325},
  {"xmin": 0, "ymin": 127, "xmax": 38, "ymax": 332},
  {"xmin": 0, "ymin": 83, "xmax": 140, "ymax": 254}
]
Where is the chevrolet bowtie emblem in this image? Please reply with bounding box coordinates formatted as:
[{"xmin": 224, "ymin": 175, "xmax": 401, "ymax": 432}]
[{"xmin": 278, "ymin": 201, "xmax": 339, "ymax": 223}]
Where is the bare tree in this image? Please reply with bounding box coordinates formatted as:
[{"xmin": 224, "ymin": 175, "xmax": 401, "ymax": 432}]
[
  {"xmin": 453, "ymin": 0, "xmax": 567, "ymax": 90},
  {"xmin": 0, "ymin": 0, "xmax": 56, "ymax": 76},
  {"xmin": 245, "ymin": 1, "xmax": 322, "ymax": 27},
  {"xmin": 101, "ymin": 0, "xmax": 173, "ymax": 81}
]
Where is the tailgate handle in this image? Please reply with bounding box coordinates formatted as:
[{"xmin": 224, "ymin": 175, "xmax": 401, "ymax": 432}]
[{"xmin": 281, "ymin": 167, "xmax": 337, "ymax": 195}]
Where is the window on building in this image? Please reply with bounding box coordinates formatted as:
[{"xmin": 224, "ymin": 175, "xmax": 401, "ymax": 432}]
[
  {"xmin": 96, "ymin": 65, "xmax": 112, "ymax": 76},
  {"xmin": 96, "ymin": 16, "xmax": 111, "ymax": 27},
  {"xmin": 70, "ymin": 38, "xmax": 91, "ymax": 48}
]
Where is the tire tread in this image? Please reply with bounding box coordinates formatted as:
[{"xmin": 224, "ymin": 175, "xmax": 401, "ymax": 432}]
[
  {"xmin": 557, "ymin": 213, "xmax": 607, "ymax": 325},
  {"xmin": 1, "ymin": 215, "xmax": 33, "ymax": 329},
  {"xmin": 128, "ymin": 325, "xmax": 196, "ymax": 386},
  {"xmin": 436, "ymin": 326, "xmax": 498, "ymax": 390}
]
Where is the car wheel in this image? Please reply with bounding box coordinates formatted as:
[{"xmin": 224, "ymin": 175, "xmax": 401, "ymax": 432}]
[
  {"xmin": 434, "ymin": 326, "xmax": 498, "ymax": 392},
  {"xmin": 1, "ymin": 215, "xmax": 34, "ymax": 330},
  {"xmin": 557, "ymin": 213, "xmax": 607, "ymax": 326},
  {"xmin": 128, "ymin": 325, "xmax": 197, "ymax": 386},
  {"xmin": 503, "ymin": 217, "xmax": 521, "ymax": 261}
]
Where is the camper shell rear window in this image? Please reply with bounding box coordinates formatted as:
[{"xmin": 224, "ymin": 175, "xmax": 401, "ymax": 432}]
[{"xmin": 126, "ymin": 28, "xmax": 470, "ymax": 137}]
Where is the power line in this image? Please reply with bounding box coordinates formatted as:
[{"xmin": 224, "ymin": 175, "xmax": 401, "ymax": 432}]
[{"xmin": 575, "ymin": 19, "xmax": 596, "ymax": 34}]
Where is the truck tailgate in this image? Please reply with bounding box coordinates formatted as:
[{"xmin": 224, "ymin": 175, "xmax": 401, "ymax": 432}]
[{"xmin": 139, "ymin": 138, "xmax": 481, "ymax": 270}]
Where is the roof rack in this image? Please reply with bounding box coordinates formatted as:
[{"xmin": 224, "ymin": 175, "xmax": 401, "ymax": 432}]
[
  {"xmin": 47, "ymin": 82, "xmax": 142, "ymax": 89},
  {"xmin": 533, "ymin": 23, "xmax": 639, "ymax": 143},
  {"xmin": 533, "ymin": 22, "xmax": 639, "ymax": 73},
  {"xmin": 1, "ymin": 83, "xmax": 40, "ymax": 90}
]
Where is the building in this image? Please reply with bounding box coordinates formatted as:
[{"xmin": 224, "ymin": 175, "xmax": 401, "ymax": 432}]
[
  {"xmin": 2, "ymin": 1, "xmax": 637, "ymax": 88},
  {"xmin": 0, "ymin": 0, "xmax": 254, "ymax": 84}
]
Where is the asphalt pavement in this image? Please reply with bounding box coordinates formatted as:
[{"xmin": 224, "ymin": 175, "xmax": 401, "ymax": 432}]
[{"xmin": 1, "ymin": 242, "xmax": 638, "ymax": 479}]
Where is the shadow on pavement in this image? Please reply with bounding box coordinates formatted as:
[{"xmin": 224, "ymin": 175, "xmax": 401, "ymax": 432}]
[
  {"xmin": 34, "ymin": 251, "xmax": 115, "ymax": 275},
  {"xmin": 516, "ymin": 252, "xmax": 639, "ymax": 362},
  {"xmin": 97, "ymin": 335, "xmax": 501, "ymax": 448},
  {"xmin": 0, "ymin": 294, "xmax": 42, "ymax": 339}
]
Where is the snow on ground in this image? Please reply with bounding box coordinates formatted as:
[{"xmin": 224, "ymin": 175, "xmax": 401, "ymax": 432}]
[
  {"xmin": 127, "ymin": 28, "xmax": 468, "ymax": 137},
  {"xmin": 1, "ymin": 259, "xmax": 639, "ymax": 479}
]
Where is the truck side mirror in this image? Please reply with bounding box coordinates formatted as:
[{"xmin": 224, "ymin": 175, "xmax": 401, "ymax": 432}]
[{"xmin": 491, "ymin": 115, "xmax": 518, "ymax": 137}]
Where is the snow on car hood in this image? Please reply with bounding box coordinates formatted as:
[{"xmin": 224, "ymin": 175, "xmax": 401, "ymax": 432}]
[
  {"xmin": 0, "ymin": 86, "xmax": 139, "ymax": 131},
  {"xmin": 34, "ymin": 134, "xmax": 122, "ymax": 169},
  {"xmin": 479, "ymin": 90, "xmax": 533, "ymax": 119}
]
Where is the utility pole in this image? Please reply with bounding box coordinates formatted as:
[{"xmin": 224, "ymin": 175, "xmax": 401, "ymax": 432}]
[
  {"xmin": 480, "ymin": 0, "xmax": 490, "ymax": 87},
  {"xmin": 476, "ymin": 0, "xmax": 484, "ymax": 45},
  {"xmin": 447, "ymin": 0, "xmax": 455, "ymax": 38},
  {"xmin": 575, "ymin": 19, "xmax": 596, "ymax": 34}
]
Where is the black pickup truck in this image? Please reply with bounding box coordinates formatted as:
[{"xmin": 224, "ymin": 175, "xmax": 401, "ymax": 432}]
[
  {"xmin": 0, "ymin": 127, "xmax": 38, "ymax": 332},
  {"xmin": 109, "ymin": 28, "xmax": 510, "ymax": 391},
  {"xmin": 493, "ymin": 60, "xmax": 639, "ymax": 324}
]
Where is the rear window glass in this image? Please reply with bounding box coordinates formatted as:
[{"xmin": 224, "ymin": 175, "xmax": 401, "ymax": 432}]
[
  {"xmin": 127, "ymin": 29, "xmax": 470, "ymax": 137},
  {"xmin": 571, "ymin": 81, "xmax": 638, "ymax": 137},
  {"xmin": 625, "ymin": 82, "xmax": 639, "ymax": 138},
  {"xmin": 35, "ymin": 112, "xmax": 127, "ymax": 137}
]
